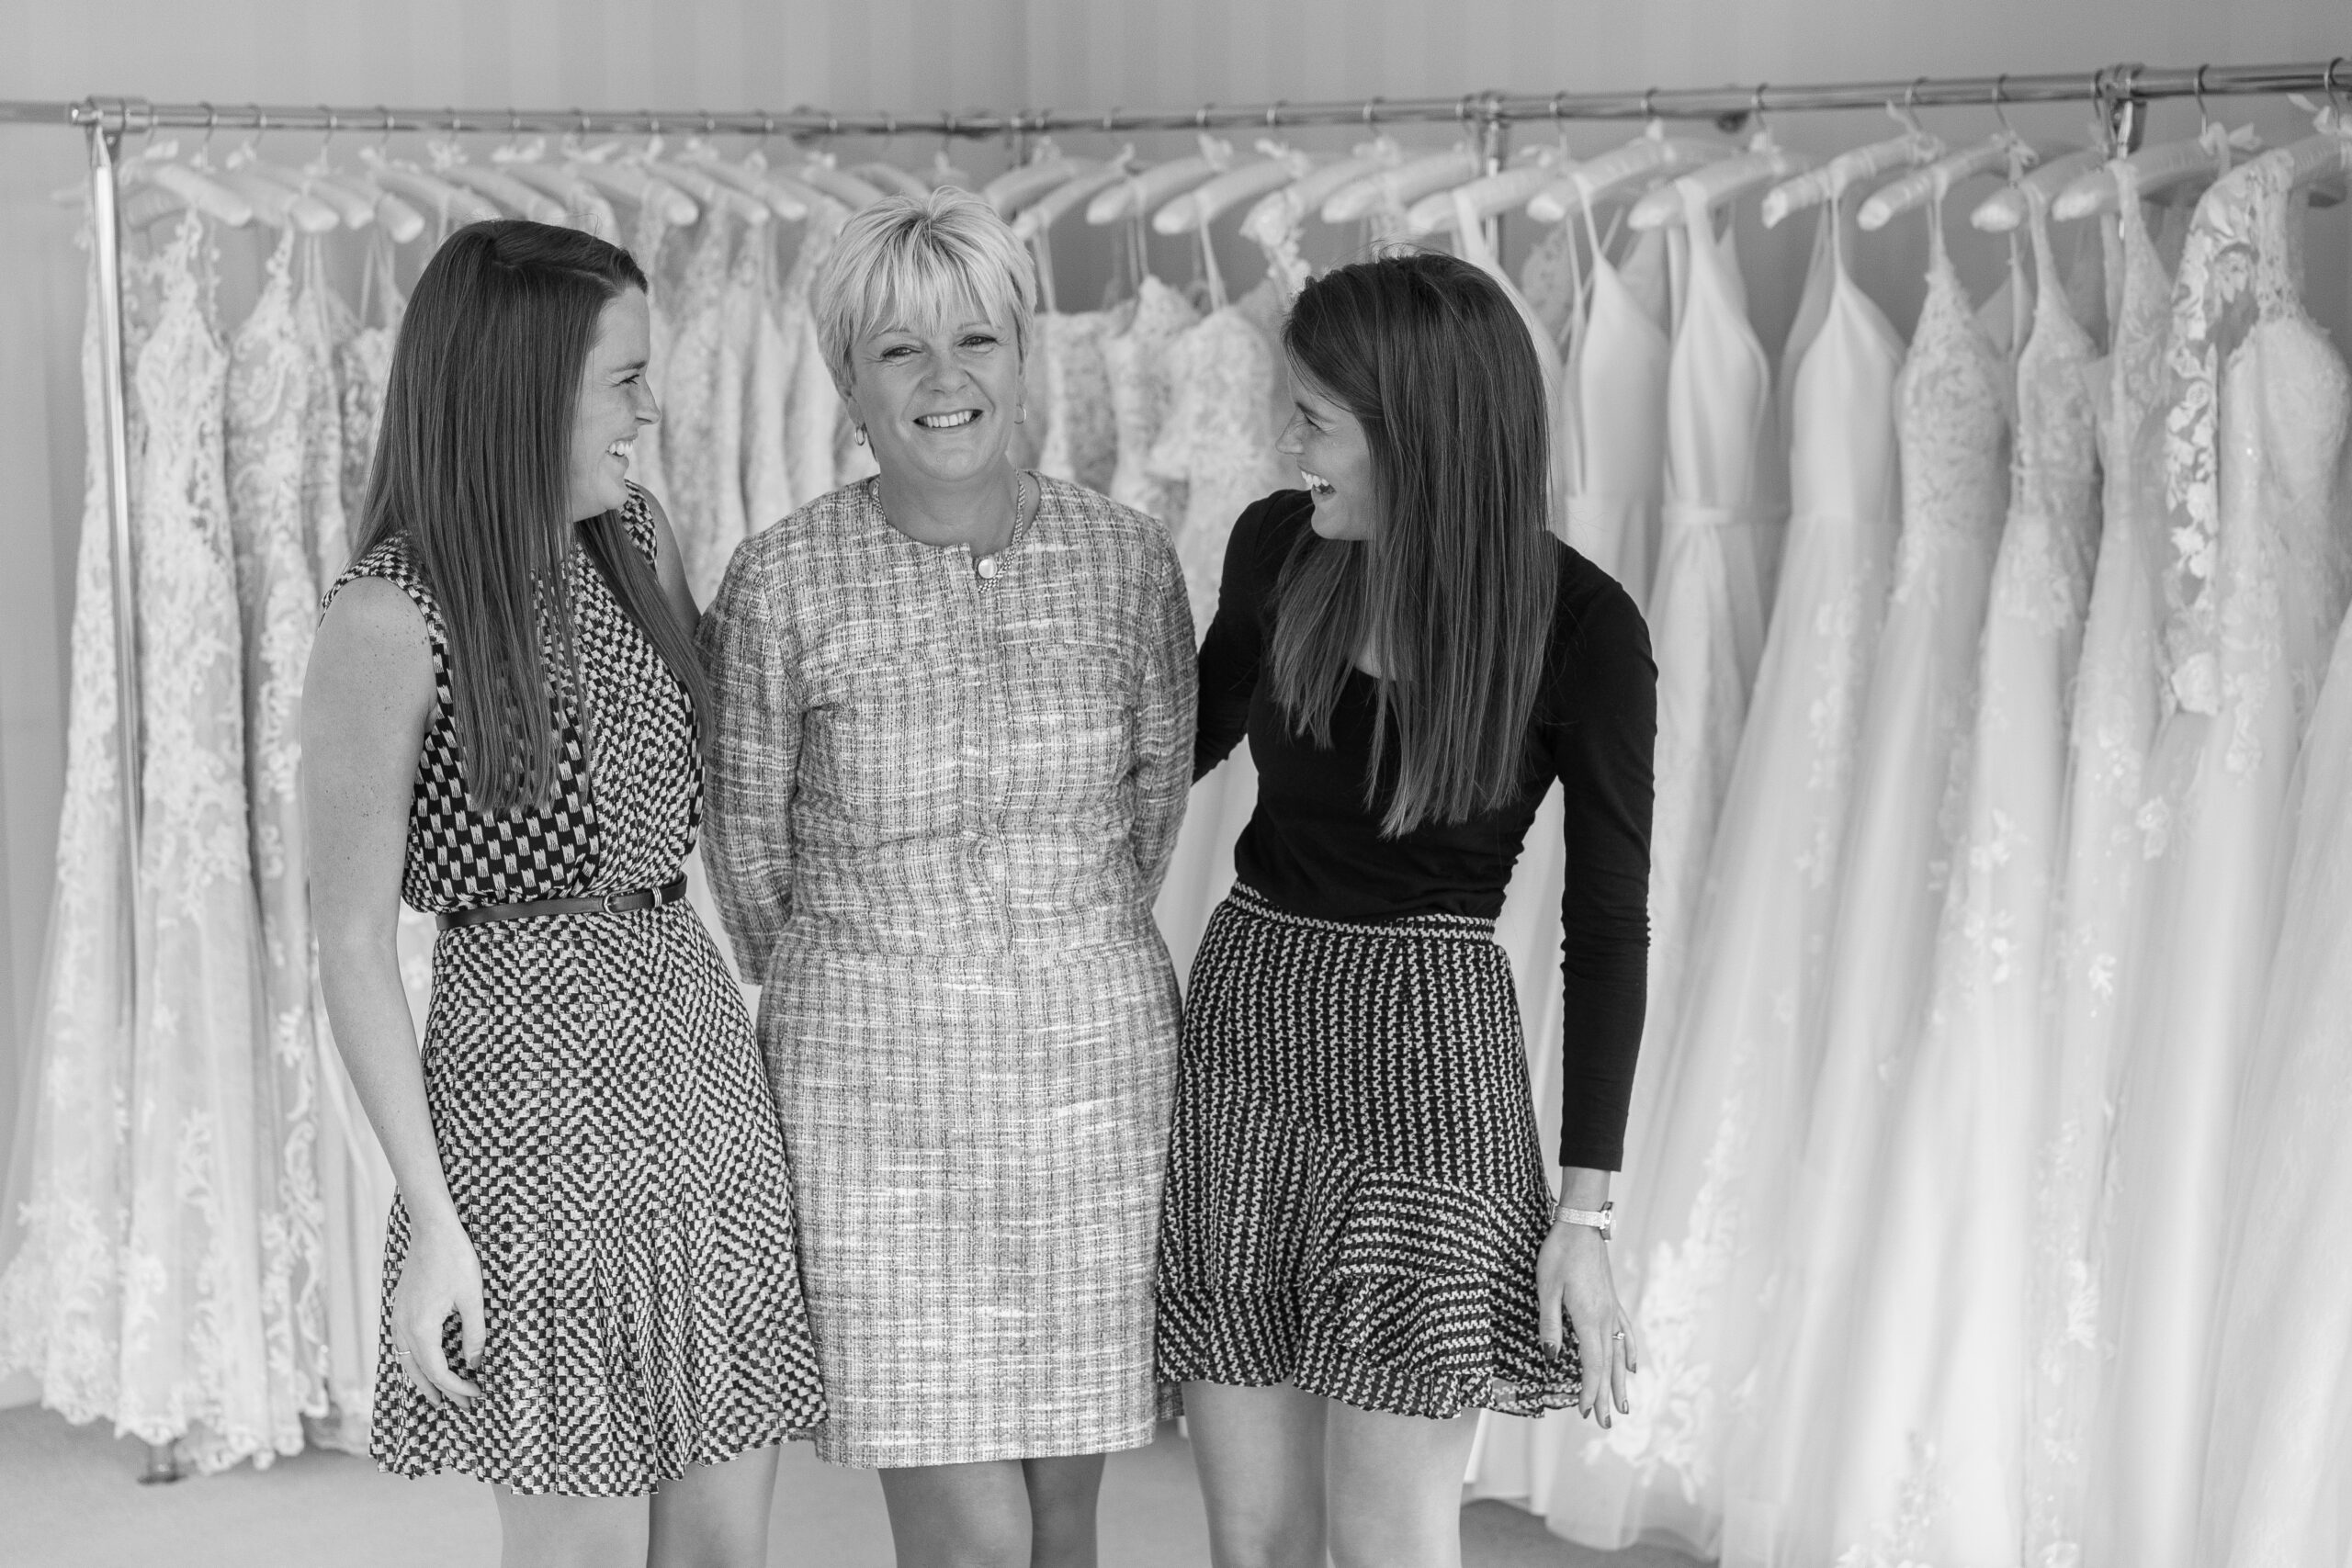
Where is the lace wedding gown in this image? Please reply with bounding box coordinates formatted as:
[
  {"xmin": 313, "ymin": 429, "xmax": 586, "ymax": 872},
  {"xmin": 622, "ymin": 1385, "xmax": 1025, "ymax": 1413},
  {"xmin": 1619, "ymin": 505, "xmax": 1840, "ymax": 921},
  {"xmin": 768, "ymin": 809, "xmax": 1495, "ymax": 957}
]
[
  {"xmin": 1035, "ymin": 306, "xmax": 1125, "ymax": 496},
  {"xmin": 664, "ymin": 216, "xmax": 747, "ymax": 597},
  {"xmin": 1104, "ymin": 276, "xmax": 1199, "ymax": 527},
  {"xmin": 0, "ymin": 215, "xmax": 283, "ymax": 1470},
  {"xmin": 1147, "ymin": 296, "xmax": 1296, "ymax": 633},
  {"xmin": 0, "ymin": 234, "xmax": 144, "ymax": 1441},
  {"xmin": 1714, "ymin": 201, "xmax": 2010, "ymax": 1563},
  {"xmin": 741, "ymin": 230, "xmax": 794, "ymax": 538},
  {"xmin": 2023, "ymin": 169, "xmax": 2176, "ymax": 1567},
  {"xmin": 2199, "ymin": 506, "xmax": 2352, "ymax": 1568},
  {"xmin": 1822, "ymin": 194, "xmax": 2100, "ymax": 1568},
  {"xmin": 224, "ymin": 229, "xmax": 349, "ymax": 1441},
  {"xmin": 2091, "ymin": 149, "xmax": 2352, "ymax": 1568},
  {"xmin": 781, "ymin": 209, "xmax": 855, "ymax": 509}
]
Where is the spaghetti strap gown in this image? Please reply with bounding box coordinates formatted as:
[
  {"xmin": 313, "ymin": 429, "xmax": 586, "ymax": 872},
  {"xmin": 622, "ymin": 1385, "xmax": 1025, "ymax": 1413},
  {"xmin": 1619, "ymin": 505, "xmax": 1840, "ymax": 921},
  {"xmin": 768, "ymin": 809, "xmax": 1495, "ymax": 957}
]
[
  {"xmin": 1554, "ymin": 198, "xmax": 1902, "ymax": 1560},
  {"xmin": 1562, "ymin": 209, "xmax": 1673, "ymax": 610},
  {"xmin": 327, "ymin": 491, "xmax": 826, "ymax": 1495}
]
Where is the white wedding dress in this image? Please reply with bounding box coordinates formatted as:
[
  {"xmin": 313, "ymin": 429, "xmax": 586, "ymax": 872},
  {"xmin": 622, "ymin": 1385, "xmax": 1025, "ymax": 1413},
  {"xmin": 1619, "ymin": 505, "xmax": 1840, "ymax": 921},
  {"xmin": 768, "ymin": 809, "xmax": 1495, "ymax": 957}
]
[
  {"xmin": 2090, "ymin": 148, "xmax": 2352, "ymax": 1568},
  {"xmin": 1104, "ymin": 276, "xmax": 1200, "ymax": 529},
  {"xmin": 0, "ymin": 214, "xmax": 284, "ymax": 1470},
  {"xmin": 2023, "ymin": 167, "xmax": 2176, "ymax": 1567},
  {"xmin": 1718, "ymin": 201, "xmax": 2012, "ymax": 1564},
  {"xmin": 1545, "ymin": 179, "xmax": 1796, "ymax": 1558},
  {"xmin": 1560, "ymin": 209, "xmax": 1672, "ymax": 609},
  {"xmin": 2199, "ymin": 516, "xmax": 2352, "ymax": 1568},
  {"xmin": 1821, "ymin": 193, "xmax": 2101, "ymax": 1568}
]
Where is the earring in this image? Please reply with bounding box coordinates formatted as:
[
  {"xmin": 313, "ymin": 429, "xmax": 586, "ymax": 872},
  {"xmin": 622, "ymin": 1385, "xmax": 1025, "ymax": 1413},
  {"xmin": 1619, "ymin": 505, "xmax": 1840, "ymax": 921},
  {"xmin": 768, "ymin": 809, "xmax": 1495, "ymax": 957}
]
[
  {"xmin": 1014, "ymin": 402, "xmax": 1027, "ymax": 425},
  {"xmin": 854, "ymin": 424, "xmax": 867, "ymax": 446}
]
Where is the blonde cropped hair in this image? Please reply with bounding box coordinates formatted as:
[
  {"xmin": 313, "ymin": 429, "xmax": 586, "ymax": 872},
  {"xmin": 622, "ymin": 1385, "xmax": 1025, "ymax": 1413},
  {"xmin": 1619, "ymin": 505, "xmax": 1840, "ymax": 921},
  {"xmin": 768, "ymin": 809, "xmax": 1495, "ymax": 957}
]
[{"xmin": 812, "ymin": 187, "xmax": 1038, "ymax": 398}]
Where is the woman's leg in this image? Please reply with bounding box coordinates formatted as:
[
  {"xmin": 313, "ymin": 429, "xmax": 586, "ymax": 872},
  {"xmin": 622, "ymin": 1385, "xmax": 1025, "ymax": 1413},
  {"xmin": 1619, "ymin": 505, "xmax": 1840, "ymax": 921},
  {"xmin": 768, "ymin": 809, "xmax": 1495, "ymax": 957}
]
[
  {"xmin": 1020, "ymin": 1452, "xmax": 1107, "ymax": 1568},
  {"xmin": 492, "ymin": 1488, "xmax": 647, "ymax": 1568},
  {"xmin": 877, "ymin": 1459, "xmax": 1033, "ymax": 1568},
  {"xmin": 1323, "ymin": 1402, "xmax": 1479, "ymax": 1568},
  {"xmin": 647, "ymin": 1443, "xmax": 784, "ymax": 1568},
  {"xmin": 1183, "ymin": 1381, "xmax": 1330, "ymax": 1568}
]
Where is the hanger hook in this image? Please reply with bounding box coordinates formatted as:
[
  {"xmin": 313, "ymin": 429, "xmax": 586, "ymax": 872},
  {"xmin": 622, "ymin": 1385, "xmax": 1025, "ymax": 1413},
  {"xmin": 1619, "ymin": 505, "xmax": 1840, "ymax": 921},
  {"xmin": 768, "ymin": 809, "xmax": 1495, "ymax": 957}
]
[
  {"xmin": 1642, "ymin": 86, "xmax": 1657, "ymax": 120},
  {"xmin": 1750, "ymin": 82, "xmax": 1770, "ymax": 135},
  {"xmin": 1195, "ymin": 102, "xmax": 1213, "ymax": 131},
  {"xmin": 1990, "ymin": 73, "xmax": 2016, "ymax": 139},
  {"xmin": 378, "ymin": 105, "xmax": 394, "ymax": 152},
  {"xmin": 1363, "ymin": 96, "xmax": 1384, "ymax": 128},
  {"xmin": 2193, "ymin": 63, "xmax": 2212, "ymax": 132},
  {"xmin": 2327, "ymin": 57, "xmax": 2351, "ymax": 120},
  {"xmin": 242, "ymin": 102, "xmax": 267, "ymax": 160},
  {"xmin": 1267, "ymin": 99, "xmax": 1285, "ymax": 130},
  {"xmin": 320, "ymin": 105, "xmax": 338, "ymax": 157}
]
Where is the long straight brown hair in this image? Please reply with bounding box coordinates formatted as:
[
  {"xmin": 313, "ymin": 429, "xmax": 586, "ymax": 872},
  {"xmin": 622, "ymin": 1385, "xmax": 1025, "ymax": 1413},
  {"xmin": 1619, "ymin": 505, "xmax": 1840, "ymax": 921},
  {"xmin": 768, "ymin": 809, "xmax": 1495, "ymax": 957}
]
[
  {"xmin": 1269, "ymin": 251, "xmax": 1558, "ymax": 837},
  {"xmin": 354, "ymin": 220, "xmax": 707, "ymax": 816}
]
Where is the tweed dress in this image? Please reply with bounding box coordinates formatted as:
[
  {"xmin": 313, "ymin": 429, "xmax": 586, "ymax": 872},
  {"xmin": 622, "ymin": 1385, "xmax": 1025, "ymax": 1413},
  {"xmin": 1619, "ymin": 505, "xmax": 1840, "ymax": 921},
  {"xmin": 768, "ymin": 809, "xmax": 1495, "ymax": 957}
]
[
  {"xmin": 326, "ymin": 491, "xmax": 827, "ymax": 1495},
  {"xmin": 699, "ymin": 475, "xmax": 1195, "ymax": 1467}
]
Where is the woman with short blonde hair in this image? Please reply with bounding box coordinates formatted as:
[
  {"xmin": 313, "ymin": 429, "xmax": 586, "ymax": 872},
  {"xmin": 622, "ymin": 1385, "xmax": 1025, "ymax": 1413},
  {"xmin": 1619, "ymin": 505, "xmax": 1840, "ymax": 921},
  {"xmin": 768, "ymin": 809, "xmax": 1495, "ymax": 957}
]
[{"xmin": 700, "ymin": 188, "xmax": 1195, "ymax": 1568}]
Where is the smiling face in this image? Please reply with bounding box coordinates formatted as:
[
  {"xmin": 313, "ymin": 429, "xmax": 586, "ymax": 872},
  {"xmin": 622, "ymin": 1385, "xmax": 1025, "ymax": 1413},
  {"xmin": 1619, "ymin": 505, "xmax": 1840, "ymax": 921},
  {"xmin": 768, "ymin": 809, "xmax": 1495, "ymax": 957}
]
[
  {"xmin": 845, "ymin": 305, "xmax": 1024, "ymax": 492},
  {"xmin": 564, "ymin": 287, "xmax": 659, "ymax": 523},
  {"xmin": 1279, "ymin": 363, "xmax": 1379, "ymax": 542}
]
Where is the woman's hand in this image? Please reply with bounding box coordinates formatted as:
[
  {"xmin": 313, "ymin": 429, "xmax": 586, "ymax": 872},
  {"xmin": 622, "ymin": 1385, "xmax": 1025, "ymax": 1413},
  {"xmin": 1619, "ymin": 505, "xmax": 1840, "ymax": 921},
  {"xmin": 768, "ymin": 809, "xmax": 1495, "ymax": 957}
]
[
  {"xmin": 1537, "ymin": 1219, "xmax": 1637, "ymax": 1427},
  {"xmin": 390, "ymin": 1208, "xmax": 486, "ymax": 1407}
]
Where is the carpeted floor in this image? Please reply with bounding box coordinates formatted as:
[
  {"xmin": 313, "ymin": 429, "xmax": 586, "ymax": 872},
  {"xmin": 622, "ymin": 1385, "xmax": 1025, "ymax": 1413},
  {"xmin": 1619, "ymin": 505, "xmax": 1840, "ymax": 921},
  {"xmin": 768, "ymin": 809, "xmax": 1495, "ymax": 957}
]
[{"xmin": 0, "ymin": 1404, "xmax": 1702, "ymax": 1567}]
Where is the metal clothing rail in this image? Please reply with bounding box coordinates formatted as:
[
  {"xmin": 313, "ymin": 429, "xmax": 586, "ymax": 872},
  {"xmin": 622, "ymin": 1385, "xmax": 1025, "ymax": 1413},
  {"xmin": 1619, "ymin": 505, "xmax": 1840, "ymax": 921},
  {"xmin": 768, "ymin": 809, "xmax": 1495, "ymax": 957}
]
[
  {"xmin": 12, "ymin": 60, "xmax": 2352, "ymax": 1273},
  {"xmin": 2, "ymin": 58, "xmax": 2350, "ymax": 140}
]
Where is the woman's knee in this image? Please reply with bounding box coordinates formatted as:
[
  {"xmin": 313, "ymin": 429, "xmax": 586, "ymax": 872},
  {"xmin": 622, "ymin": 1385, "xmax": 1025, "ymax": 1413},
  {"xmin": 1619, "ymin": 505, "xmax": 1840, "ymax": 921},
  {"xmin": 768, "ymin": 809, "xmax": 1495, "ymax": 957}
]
[
  {"xmin": 492, "ymin": 1488, "xmax": 648, "ymax": 1568},
  {"xmin": 1021, "ymin": 1452, "xmax": 1105, "ymax": 1562},
  {"xmin": 878, "ymin": 1461, "xmax": 1033, "ymax": 1568}
]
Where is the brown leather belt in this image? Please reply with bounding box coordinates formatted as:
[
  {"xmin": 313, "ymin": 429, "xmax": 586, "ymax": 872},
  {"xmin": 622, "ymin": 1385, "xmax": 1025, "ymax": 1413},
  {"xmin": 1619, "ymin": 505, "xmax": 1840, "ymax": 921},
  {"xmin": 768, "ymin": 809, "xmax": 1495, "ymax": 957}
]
[{"xmin": 436, "ymin": 875, "xmax": 689, "ymax": 931}]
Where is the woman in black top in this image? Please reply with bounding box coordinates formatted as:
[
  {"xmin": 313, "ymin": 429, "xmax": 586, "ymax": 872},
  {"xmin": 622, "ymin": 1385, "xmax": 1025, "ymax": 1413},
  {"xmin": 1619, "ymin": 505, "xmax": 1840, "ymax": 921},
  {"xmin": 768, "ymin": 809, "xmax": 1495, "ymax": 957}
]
[{"xmin": 1156, "ymin": 251, "xmax": 1657, "ymax": 1568}]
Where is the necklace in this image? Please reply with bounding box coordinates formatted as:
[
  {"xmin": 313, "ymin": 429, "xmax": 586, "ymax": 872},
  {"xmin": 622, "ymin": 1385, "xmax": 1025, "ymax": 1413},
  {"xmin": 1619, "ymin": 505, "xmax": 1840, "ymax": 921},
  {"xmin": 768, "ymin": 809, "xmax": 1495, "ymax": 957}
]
[{"xmin": 870, "ymin": 470, "xmax": 1027, "ymax": 580}]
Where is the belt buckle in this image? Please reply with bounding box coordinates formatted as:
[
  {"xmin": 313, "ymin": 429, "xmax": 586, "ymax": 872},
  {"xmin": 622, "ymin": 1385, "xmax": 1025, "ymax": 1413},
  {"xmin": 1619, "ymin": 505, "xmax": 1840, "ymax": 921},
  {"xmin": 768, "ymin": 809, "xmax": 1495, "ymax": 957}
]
[{"xmin": 601, "ymin": 891, "xmax": 622, "ymax": 916}]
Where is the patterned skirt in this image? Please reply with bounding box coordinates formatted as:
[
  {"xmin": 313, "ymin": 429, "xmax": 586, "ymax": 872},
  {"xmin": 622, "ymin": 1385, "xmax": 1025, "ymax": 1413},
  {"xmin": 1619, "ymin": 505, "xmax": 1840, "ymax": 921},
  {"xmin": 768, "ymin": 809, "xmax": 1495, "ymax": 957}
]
[
  {"xmin": 1156, "ymin": 885, "xmax": 1581, "ymax": 1418},
  {"xmin": 762, "ymin": 936, "xmax": 1182, "ymax": 1467},
  {"xmin": 372, "ymin": 904, "xmax": 827, "ymax": 1495}
]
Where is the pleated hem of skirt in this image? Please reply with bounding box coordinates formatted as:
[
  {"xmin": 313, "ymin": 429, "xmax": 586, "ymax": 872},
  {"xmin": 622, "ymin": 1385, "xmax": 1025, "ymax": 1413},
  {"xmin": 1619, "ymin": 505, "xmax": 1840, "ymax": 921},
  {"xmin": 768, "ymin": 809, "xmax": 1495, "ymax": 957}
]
[
  {"xmin": 372, "ymin": 1419, "xmax": 822, "ymax": 1498},
  {"xmin": 813, "ymin": 1415, "xmax": 1165, "ymax": 1471},
  {"xmin": 1157, "ymin": 1288, "xmax": 1581, "ymax": 1421}
]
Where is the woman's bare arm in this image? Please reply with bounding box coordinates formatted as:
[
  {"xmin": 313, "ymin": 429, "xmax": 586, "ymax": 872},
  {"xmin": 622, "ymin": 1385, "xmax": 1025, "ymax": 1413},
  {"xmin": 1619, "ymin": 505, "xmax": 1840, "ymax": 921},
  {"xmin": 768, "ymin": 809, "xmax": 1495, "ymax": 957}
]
[{"xmin": 301, "ymin": 575, "xmax": 481, "ymax": 1404}]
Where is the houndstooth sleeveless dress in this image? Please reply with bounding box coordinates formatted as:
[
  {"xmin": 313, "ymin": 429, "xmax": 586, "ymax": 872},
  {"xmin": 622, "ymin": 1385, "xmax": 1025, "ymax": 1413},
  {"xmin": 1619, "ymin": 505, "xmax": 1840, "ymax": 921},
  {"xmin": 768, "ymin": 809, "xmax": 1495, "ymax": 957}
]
[{"xmin": 324, "ymin": 489, "xmax": 826, "ymax": 1495}]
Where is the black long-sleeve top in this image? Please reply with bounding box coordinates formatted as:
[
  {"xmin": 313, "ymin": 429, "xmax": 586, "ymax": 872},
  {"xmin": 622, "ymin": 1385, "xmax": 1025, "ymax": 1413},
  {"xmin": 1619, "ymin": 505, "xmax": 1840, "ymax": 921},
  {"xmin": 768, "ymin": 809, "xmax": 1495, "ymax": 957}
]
[{"xmin": 1196, "ymin": 491, "xmax": 1657, "ymax": 1170}]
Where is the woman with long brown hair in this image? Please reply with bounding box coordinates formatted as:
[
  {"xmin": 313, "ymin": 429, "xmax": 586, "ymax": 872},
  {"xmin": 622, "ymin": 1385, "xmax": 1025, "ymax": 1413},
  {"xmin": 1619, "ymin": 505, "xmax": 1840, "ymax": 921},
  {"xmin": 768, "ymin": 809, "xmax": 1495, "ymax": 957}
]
[
  {"xmin": 1156, "ymin": 250, "xmax": 1657, "ymax": 1568},
  {"xmin": 302, "ymin": 220, "xmax": 824, "ymax": 1566}
]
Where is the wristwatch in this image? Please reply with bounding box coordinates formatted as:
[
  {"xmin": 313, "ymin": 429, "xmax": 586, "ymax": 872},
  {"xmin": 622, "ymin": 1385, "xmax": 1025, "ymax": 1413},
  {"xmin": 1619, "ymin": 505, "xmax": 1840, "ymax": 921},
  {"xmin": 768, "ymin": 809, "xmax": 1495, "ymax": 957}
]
[{"xmin": 1554, "ymin": 1199, "xmax": 1613, "ymax": 1240}]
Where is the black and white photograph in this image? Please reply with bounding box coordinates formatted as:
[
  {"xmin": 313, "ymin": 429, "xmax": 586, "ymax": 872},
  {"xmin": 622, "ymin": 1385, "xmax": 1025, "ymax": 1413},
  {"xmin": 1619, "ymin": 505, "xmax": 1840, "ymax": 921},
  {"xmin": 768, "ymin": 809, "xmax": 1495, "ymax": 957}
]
[{"xmin": 0, "ymin": 3, "xmax": 2348, "ymax": 1565}]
